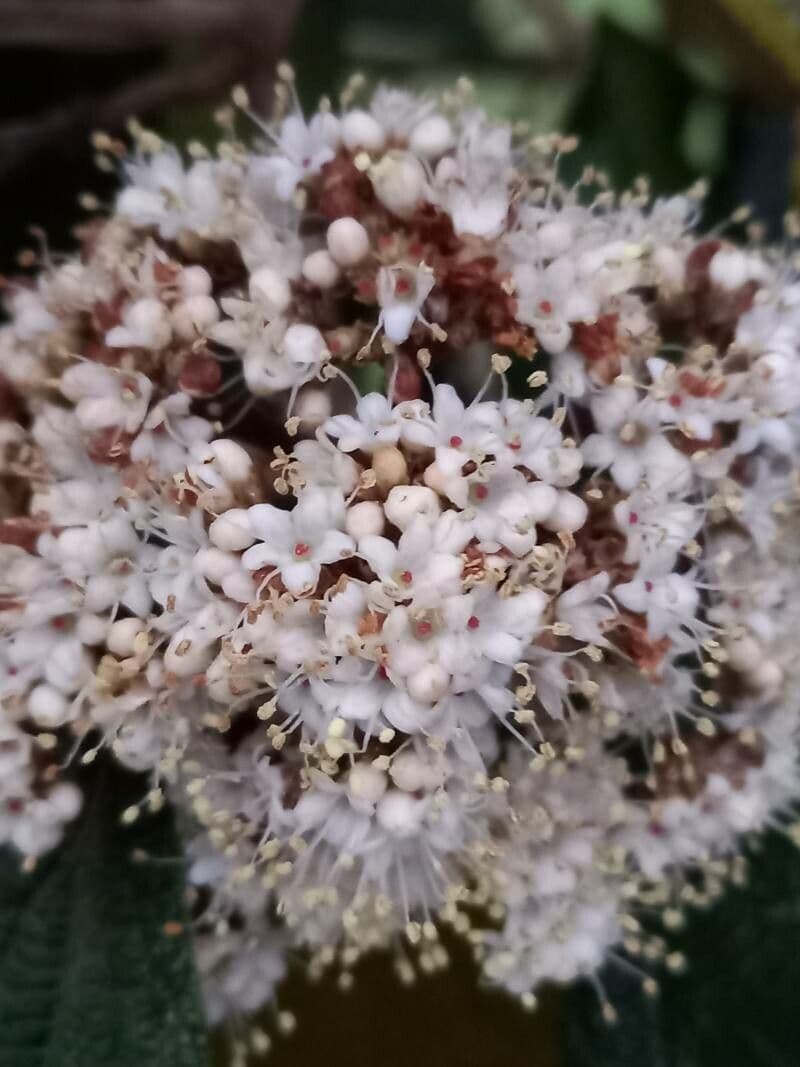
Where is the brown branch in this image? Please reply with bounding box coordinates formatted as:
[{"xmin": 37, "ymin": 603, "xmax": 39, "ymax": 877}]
[
  {"xmin": 0, "ymin": 50, "xmax": 239, "ymax": 182},
  {"xmin": 0, "ymin": 0, "xmax": 248, "ymax": 52},
  {"xmin": 0, "ymin": 0, "xmax": 306, "ymax": 181}
]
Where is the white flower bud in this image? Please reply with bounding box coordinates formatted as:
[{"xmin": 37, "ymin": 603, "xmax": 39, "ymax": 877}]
[
  {"xmin": 326, "ymin": 217, "xmax": 370, "ymax": 267},
  {"xmin": 535, "ymin": 219, "xmax": 573, "ymax": 258},
  {"xmin": 749, "ymin": 660, "xmax": 783, "ymax": 692},
  {"xmin": 390, "ymin": 751, "xmax": 438, "ymax": 792},
  {"xmin": 28, "ymin": 684, "xmax": 70, "ymax": 728},
  {"xmin": 221, "ymin": 568, "xmax": 255, "ymax": 604},
  {"xmin": 108, "ymin": 618, "xmax": 147, "ymax": 657},
  {"xmin": 372, "ymin": 446, "xmax": 409, "ymax": 492},
  {"xmin": 409, "ymin": 114, "xmax": 454, "ymax": 159},
  {"xmin": 376, "ymin": 791, "xmax": 425, "ymax": 837},
  {"xmin": 171, "ymin": 295, "xmax": 219, "ymax": 340},
  {"xmin": 709, "ymin": 248, "xmax": 749, "ymax": 291},
  {"xmin": 543, "ymin": 491, "xmax": 588, "ymax": 534},
  {"xmin": 116, "ymin": 297, "xmax": 172, "ymax": 349},
  {"xmin": 406, "ymin": 662, "xmax": 449, "ymax": 704},
  {"xmin": 295, "ymin": 387, "xmax": 332, "ymax": 428},
  {"xmin": 76, "ymin": 614, "xmax": 108, "ymax": 646},
  {"xmin": 249, "ymin": 267, "xmax": 292, "ymax": 311},
  {"xmin": 348, "ymin": 763, "xmax": 388, "ymax": 805},
  {"xmin": 210, "ymin": 440, "xmax": 252, "ymax": 482},
  {"xmin": 727, "ymin": 635, "xmax": 761, "ymax": 673},
  {"xmin": 302, "ymin": 250, "xmax": 341, "ymax": 289},
  {"xmin": 47, "ymin": 782, "xmax": 82, "ymax": 820},
  {"xmin": 179, "ymin": 265, "xmax": 213, "ymax": 296},
  {"xmin": 345, "ymin": 501, "xmax": 385, "ymax": 539},
  {"xmin": 384, "ymin": 485, "xmax": 441, "ymax": 529},
  {"xmin": 193, "ymin": 547, "xmax": 239, "ymax": 585},
  {"xmin": 341, "ymin": 109, "xmax": 386, "ymax": 153},
  {"xmin": 164, "ymin": 628, "xmax": 214, "ymax": 676},
  {"xmin": 527, "ymin": 482, "xmax": 559, "ymax": 522},
  {"xmin": 283, "ymin": 323, "xmax": 328, "ymax": 369},
  {"xmin": 209, "ymin": 509, "xmax": 256, "ymax": 552},
  {"xmin": 370, "ymin": 152, "xmax": 426, "ymax": 219},
  {"xmin": 652, "ymin": 246, "xmax": 685, "ymax": 289}
]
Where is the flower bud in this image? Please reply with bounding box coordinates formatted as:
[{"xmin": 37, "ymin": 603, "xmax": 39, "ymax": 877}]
[
  {"xmin": 171, "ymin": 295, "xmax": 219, "ymax": 340},
  {"xmin": 348, "ymin": 763, "xmax": 388, "ymax": 805},
  {"xmin": 390, "ymin": 751, "xmax": 439, "ymax": 792},
  {"xmin": 370, "ymin": 152, "xmax": 426, "ymax": 219},
  {"xmin": 376, "ymin": 791, "xmax": 425, "ymax": 837},
  {"xmin": 295, "ymin": 387, "xmax": 333, "ymax": 428},
  {"xmin": 543, "ymin": 491, "xmax": 587, "ymax": 534},
  {"xmin": 249, "ymin": 267, "xmax": 292, "ymax": 312},
  {"xmin": 406, "ymin": 663, "xmax": 449, "ymax": 704},
  {"xmin": 341, "ymin": 109, "xmax": 386, "ymax": 153},
  {"xmin": 302, "ymin": 250, "xmax": 341, "ymax": 289},
  {"xmin": 28, "ymin": 684, "xmax": 70, "ymax": 728},
  {"xmin": 179, "ymin": 265, "xmax": 213, "ymax": 296},
  {"xmin": 709, "ymin": 248, "xmax": 749, "ymax": 291},
  {"xmin": 409, "ymin": 115, "xmax": 454, "ymax": 159},
  {"xmin": 165, "ymin": 628, "xmax": 214, "ymax": 676},
  {"xmin": 372, "ymin": 446, "xmax": 409, "ymax": 493},
  {"xmin": 210, "ymin": 440, "xmax": 252, "ymax": 483},
  {"xmin": 326, "ymin": 217, "xmax": 370, "ymax": 267},
  {"xmin": 345, "ymin": 500, "xmax": 385, "ymax": 539},
  {"xmin": 384, "ymin": 484, "xmax": 440, "ymax": 528},
  {"xmin": 108, "ymin": 617, "xmax": 147, "ymax": 657}
]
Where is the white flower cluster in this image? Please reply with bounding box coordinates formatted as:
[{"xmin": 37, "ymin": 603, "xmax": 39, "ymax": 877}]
[{"xmin": 2, "ymin": 68, "xmax": 800, "ymax": 1036}]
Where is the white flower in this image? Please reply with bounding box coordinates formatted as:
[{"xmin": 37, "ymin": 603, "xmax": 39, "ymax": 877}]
[
  {"xmin": 514, "ymin": 258, "xmax": 598, "ymax": 354},
  {"xmin": 106, "ymin": 297, "xmax": 172, "ymax": 350},
  {"xmin": 242, "ymin": 489, "xmax": 355, "ymax": 593},
  {"xmin": 614, "ymin": 571, "xmax": 699, "ymax": 640},
  {"xmin": 359, "ymin": 512, "xmax": 469, "ymax": 605},
  {"xmin": 250, "ymin": 112, "xmax": 340, "ymax": 201},
  {"xmin": 582, "ymin": 384, "xmax": 692, "ymax": 493},
  {"xmin": 434, "ymin": 114, "xmax": 512, "ymax": 239},
  {"xmin": 556, "ymin": 573, "xmax": 613, "ymax": 644},
  {"xmin": 117, "ymin": 151, "xmax": 225, "ymax": 238},
  {"xmin": 60, "ymin": 364, "xmax": 153, "ymax": 434},
  {"xmin": 324, "ymin": 393, "xmax": 405, "ymax": 453},
  {"xmin": 376, "ymin": 263, "xmax": 435, "ymax": 344}
]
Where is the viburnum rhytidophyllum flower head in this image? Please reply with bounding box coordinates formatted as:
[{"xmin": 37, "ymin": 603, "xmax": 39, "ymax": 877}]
[{"xmin": 2, "ymin": 63, "xmax": 800, "ymax": 1036}]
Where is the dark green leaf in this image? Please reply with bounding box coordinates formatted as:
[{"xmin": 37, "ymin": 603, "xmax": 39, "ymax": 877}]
[
  {"xmin": 0, "ymin": 759, "xmax": 208, "ymax": 1067},
  {"xmin": 564, "ymin": 18, "xmax": 698, "ymax": 195},
  {"xmin": 350, "ymin": 360, "xmax": 388, "ymax": 395},
  {"xmin": 566, "ymin": 832, "xmax": 800, "ymax": 1067}
]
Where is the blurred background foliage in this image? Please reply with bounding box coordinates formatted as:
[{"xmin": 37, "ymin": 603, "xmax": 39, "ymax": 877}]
[
  {"xmin": 3, "ymin": 1, "xmax": 800, "ymax": 1064},
  {"xmin": 2, "ymin": 0, "xmax": 800, "ymax": 273}
]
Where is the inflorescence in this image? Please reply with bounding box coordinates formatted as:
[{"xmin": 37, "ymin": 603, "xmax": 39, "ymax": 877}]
[{"xmin": 2, "ymin": 67, "xmax": 800, "ymax": 1042}]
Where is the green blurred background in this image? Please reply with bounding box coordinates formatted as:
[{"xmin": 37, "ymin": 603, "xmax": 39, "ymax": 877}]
[
  {"xmin": 3, "ymin": 0, "xmax": 800, "ymax": 274},
  {"xmin": 3, "ymin": 1, "xmax": 800, "ymax": 1063}
]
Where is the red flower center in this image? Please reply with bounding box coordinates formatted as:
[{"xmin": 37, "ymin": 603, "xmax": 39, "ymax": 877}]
[
  {"xmin": 294, "ymin": 542, "xmax": 310, "ymax": 558},
  {"xmin": 449, "ymin": 435, "xmax": 463, "ymax": 448},
  {"xmin": 474, "ymin": 485, "xmax": 489, "ymax": 501},
  {"xmin": 467, "ymin": 615, "xmax": 480, "ymax": 630},
  {"xmin": 415, "ymin": 620, "xmax": 433, "ymax": 638},
  {"xmin": 538, "ymin": 299, "xmax": 553, "ymax": 315},
  {"xmin": 628, "ymin": 512, "xmax": 639, "ymax": 525},
  {"xmin": 400, "ymin": 570, "xmax": 413, "ymax": 584}
]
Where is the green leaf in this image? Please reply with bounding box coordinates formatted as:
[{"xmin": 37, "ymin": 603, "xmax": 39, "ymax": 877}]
[
  {"xmin": 564, "ymin": 17, "xmax": 698, "ymax": 194},
  {"xmin": 350, "ymin": 361, "xmax": 388, "ymax": 396},
  {"xmin": 0, "ymin": 759, "xmax": 208, "ymax": 1067},
  {"xmin": 566, "ymin": 832, "xmax": 800, "ymax": 1066}
]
